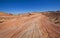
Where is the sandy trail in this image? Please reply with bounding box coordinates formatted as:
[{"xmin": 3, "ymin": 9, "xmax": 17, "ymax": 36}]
[{"xmin": 0, "ymin": 13, "xmax": 60, "ymax": 38}]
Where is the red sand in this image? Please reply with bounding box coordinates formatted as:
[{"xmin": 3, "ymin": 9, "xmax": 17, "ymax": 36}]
[{"xmin": 0, "ymin": 13, "xmax": 60, "ymax": 38}]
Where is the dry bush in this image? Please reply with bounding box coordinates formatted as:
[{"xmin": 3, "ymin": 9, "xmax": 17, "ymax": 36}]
[{"xmin": 0, "ymin": 16, "xmax": 15, "ymax": 23}]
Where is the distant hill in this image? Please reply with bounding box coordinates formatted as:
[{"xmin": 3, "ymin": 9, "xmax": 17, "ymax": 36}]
[{"xmin": 0, "ymin": 12, "xmax": 12, "ymax": 16}]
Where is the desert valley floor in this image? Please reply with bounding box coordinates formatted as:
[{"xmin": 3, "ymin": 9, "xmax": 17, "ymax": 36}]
[{"xmin": 0, "ymin": 12, "xmax": 60, "ymax": 38}]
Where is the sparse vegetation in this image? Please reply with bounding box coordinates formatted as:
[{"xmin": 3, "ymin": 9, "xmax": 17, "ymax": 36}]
[{"xmin": 42, "ymin": 11, "xmax": 60, "ymax": 25}]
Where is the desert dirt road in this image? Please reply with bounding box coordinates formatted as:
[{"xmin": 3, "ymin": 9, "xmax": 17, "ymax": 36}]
[{"xmin": 0, "ymin": 13, "xmax": 60, "ymax": 38}]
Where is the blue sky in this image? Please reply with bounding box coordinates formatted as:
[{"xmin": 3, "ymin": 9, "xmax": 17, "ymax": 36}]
[{"xmin": 0, "ymin": 0, "xmax": 60, "ymax": 14}]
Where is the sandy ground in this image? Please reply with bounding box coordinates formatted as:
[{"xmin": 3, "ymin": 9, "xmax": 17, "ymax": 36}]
[{"xmin": 0, "ymin": 13, "xmax": 60, "ymax": 38}]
